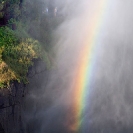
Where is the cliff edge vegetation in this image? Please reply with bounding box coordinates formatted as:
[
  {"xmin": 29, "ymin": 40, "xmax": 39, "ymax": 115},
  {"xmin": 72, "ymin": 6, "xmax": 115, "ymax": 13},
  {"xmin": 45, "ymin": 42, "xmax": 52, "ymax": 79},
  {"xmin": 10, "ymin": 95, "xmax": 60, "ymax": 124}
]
[{"xmin": 0, "ymin": 0, "xmax": 58, "ymax": 88}]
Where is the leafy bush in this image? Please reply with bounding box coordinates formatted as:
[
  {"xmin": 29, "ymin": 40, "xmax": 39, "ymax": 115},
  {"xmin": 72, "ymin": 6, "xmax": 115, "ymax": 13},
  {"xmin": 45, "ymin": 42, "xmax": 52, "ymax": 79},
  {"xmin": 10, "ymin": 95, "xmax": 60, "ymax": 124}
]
[
  {"xmin": 0, "ymin": 27, "xmax": 18, "ymax": 46},
  {"xmin": 0, "ymin": 27, "xmax": 50, "ymax": 88}
]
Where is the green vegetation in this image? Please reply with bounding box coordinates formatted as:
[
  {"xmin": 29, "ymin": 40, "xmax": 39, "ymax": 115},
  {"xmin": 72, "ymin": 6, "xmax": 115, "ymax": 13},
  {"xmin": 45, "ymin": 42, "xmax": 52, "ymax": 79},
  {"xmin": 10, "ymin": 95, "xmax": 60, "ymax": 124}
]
[
  {"xmin": 0, "ymin": 27, "xmax": 50, "ymax": 88},
  {"xmin": 0, "ymin": 0, "xmax": 59, "ymax": 88}
]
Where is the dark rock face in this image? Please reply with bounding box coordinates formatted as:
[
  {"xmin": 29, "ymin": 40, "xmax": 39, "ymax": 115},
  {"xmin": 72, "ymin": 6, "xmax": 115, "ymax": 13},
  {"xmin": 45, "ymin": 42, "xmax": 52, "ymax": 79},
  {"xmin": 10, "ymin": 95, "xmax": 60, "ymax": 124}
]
[
  {"xmin": 0, "ymin": 81, "xmax": 27, "ymax": 133},
  {"xmin": 0, "ymin": 60, "xmax": 47, "ymax": 133},
  {"xmin": 0, "ymin": 123, "xmax": 5, "ymax": 133}
]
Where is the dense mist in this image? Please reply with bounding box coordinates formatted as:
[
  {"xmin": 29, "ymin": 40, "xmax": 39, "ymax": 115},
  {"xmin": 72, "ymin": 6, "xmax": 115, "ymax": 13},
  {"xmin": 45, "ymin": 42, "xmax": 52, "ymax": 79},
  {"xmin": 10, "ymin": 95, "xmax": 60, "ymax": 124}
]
[{"xmin": 23, "ymin": 0, "xmax": 133, "ymax": 133}]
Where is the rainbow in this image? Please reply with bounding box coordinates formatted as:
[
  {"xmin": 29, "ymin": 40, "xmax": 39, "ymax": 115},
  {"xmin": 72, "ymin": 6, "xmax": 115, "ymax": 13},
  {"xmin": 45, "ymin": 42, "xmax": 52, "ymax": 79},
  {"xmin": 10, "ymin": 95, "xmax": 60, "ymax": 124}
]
[{"xmin": 69, "ymin": 0, "xmax": 109, "ymax": 132}]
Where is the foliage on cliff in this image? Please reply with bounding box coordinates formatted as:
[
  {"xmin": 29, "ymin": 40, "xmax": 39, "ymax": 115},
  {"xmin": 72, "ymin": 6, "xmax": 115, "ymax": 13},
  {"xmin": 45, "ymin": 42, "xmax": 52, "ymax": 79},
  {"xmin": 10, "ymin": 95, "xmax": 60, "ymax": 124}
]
[
  {"xmin": 0, "ymin": 0, "xmax": 61, "ymax": 88},
  {"xmin": 0, "ymin": 27, "xmax": 50, "ymax": 88}
]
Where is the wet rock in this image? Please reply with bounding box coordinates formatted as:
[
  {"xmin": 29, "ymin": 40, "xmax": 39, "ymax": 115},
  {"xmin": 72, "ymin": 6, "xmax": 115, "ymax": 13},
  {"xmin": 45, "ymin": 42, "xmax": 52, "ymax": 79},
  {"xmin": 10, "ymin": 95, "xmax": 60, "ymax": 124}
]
[
  {"xmin": 0, "ymin": 60, "xmax": 48, "ymax": 133},
  {"xmin": 0, "ymin": 123, "xmax": 4, "ymax": 133}
]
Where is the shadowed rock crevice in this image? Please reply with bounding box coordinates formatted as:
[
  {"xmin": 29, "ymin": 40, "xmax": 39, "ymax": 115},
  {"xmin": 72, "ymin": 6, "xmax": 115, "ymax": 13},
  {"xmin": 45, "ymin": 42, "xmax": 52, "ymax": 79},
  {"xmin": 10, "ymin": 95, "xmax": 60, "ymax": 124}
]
[{"xmin": 0, "ymin": 123, "xmax": 5, "ymax": 133}]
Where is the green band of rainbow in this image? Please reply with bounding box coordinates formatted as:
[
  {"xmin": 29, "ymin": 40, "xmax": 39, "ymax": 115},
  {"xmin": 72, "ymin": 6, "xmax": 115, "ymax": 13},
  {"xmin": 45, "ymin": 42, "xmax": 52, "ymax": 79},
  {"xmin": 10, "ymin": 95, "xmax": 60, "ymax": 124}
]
[{"xmin": 69, "ymin": 0, "xmax": 109, "ymax": 132}]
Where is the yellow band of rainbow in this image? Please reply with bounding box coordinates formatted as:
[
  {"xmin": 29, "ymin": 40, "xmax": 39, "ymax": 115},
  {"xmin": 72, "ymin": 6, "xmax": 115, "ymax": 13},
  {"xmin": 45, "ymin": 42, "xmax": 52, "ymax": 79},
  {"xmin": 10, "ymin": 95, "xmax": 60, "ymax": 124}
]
[{"xmin": 69, "ymin": 0, "xmax": 108, "ymax": 132}]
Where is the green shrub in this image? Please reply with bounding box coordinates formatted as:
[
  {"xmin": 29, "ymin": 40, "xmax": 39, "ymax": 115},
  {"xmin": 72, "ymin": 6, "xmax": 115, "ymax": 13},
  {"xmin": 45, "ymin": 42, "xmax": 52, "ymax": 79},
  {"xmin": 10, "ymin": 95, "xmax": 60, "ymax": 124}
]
[{"xmin": 0, "ymin": 27, "xmax": 50, "ymax": 88}]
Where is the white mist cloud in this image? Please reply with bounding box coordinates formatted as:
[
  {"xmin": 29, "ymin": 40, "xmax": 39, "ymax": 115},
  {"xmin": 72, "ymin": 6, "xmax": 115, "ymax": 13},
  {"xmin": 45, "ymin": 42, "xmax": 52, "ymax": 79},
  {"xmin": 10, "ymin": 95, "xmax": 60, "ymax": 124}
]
[{"xmin": 23, "ymin": 0, "xmax": 133, "ymax": 132}]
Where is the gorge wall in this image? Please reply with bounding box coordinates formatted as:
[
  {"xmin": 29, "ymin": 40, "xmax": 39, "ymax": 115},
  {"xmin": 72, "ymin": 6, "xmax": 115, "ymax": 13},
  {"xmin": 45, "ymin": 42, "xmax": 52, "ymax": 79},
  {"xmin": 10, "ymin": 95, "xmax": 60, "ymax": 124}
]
[{"xmin": 0, "ymin": 59, "xmax": 48, "ymax": 133}]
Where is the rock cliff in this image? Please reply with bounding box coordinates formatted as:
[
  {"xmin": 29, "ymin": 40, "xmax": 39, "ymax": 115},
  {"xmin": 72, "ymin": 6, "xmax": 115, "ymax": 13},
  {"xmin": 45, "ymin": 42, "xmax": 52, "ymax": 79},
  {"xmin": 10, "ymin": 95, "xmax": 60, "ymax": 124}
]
[{"xmin": 0, "ymin": 59, "xmax": 48, "ymax": 133}]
